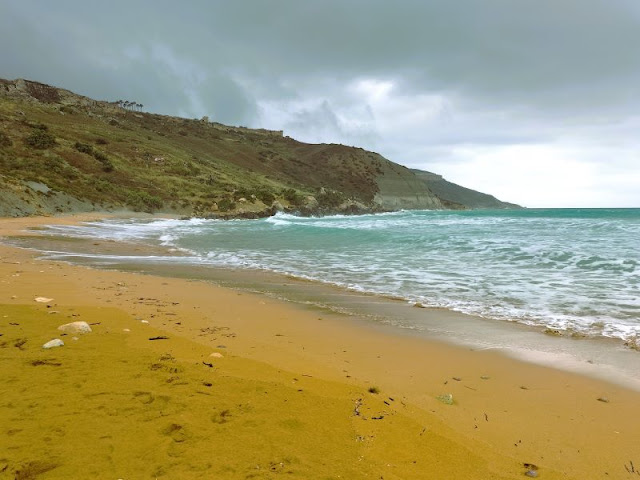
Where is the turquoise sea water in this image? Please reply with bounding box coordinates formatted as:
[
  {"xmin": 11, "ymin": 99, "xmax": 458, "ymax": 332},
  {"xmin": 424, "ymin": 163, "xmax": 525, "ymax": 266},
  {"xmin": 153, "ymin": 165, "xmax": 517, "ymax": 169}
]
[{"xmin": 41, "ymin": 209, "xmax": 640, "ymax": 341}]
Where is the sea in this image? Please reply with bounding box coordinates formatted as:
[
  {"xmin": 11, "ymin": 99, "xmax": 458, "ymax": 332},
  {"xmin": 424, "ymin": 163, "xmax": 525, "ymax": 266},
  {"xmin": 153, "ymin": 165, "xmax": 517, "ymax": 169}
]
[{"xmin": 34, "ymin": 208, "xmax": 640, "ymax": 344}]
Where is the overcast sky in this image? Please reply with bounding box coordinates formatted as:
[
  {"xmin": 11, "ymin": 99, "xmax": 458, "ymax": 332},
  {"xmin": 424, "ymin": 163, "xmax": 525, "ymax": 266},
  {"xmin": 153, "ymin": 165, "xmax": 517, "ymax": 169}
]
[{"xmin": 2, "ymin": 0, "xmax": 640, "ymax": 207}]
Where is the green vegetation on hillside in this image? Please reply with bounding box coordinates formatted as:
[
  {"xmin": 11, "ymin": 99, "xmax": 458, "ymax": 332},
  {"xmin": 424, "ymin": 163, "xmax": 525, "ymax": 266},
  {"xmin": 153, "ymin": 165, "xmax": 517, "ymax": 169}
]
[
  {"xmin": 0, "ymin": 78, "xmax": 518, "ymax": 217},
  {"xmin": 0, "ymin": 79, "xmax": 397, "ymax": 217}
]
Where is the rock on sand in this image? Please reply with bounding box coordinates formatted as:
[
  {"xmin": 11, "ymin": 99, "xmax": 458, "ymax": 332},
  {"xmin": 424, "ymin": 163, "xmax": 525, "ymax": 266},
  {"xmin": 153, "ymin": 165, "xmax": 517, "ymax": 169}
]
[
  {"xmin": 58, "ymin": 321, "xmax": 92, "ymax": 334},
  {"xmin": 43, "ymin": 339, "xmax": 64, "ymax": 349},
  {"xmin": 34, "ymin": 297, "xmax": 54, "ymax": 303}
]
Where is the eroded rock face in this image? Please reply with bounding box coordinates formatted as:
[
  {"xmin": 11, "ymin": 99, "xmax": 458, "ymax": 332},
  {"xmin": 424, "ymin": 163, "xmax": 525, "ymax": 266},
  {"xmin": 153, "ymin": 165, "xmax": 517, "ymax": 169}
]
[
  {"xmin": 0, "ymin": 177, "xmax": 95, "ymax": 218},
  {"xmin": 304, "ymin": 196, "xmax": 318, "ymax": 209},
  {"xmin": 373, "ymin": 159, "xmax": 447, "ymax": 210},
  {"xmin": 411, "ymin": 169, "xmax": 521, "ymax": 209}
]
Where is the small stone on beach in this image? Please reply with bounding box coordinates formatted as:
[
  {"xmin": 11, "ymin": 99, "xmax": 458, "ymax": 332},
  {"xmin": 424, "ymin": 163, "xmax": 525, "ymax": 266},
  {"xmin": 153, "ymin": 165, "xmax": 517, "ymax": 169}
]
[
  {"xmin": 43, "ymin": 339, "xmax": 64, "ymax": 349},
  {"xmin": 437, "ymin": 393, "xmax": 454, "ymax": 405},
  {"xmin": 524, "ymin": 462, "xmax": 539, "ymax": 477},
  {"xmin": 34, "ymin": 297, "xmax": 54, "ymax": 303},
  {"xmin": 209, "ymin": 352, "xmax": 224, "ymax": 358},
  {"xmin": 58, "ymin": 321, "xmax": 92, "ymax": 334},
  {"xmin": 543, "ymin": 328, "xmax": 562, "ymax": 336},
  {"xmin": 597, "ymin": 397, "xmax": 610, "ymax": 403}
]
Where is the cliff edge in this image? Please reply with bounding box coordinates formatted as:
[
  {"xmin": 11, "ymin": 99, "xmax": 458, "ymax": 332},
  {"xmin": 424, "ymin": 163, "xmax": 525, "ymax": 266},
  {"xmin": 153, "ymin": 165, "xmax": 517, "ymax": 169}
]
[{"xmin": 0, "ymin": 78, "xmax": 518, "ymax": 217}]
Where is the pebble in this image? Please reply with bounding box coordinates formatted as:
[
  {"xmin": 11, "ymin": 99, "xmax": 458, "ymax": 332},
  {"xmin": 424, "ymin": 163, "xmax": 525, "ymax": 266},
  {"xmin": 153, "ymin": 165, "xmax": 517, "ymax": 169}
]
[
  {"xmin": 436, "ymin": 393, "xmax": 454, "ymax": 405},
  {"xmin": 209, "ymin": 352, "xmax": 224, "ymax": 358},
  {"xmin": 43, "ymin": 339, "xmax": 64, "ymax": 349},
  {"xmin": 597, "ymin": 397, "xmax": 610, "ymax": 403},
  {"xmin": 141, "ymin": 320, "xmax": 149, "ymax": 324},
  {"xmin": 524, "ymin": 462, "xmax": 539, "ymax": 477},
  {"xmin": 58, "ymin": 321, "xmax": 92, "ymax": 334},
  {"xmin": 123, "ymin": 328, "xmax": 131, "ymax": 333},
  {"xmin": 34, "ymin": 297, "xmax": 54, "ymax": 303}
]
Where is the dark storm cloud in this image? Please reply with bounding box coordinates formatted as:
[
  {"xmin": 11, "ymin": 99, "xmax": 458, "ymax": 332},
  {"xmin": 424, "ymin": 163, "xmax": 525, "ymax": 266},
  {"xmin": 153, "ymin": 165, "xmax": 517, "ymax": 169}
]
[
  {"xmin": 2, "ymin": 0, "xmax": 640, "ymax": 205},
  {"xmin": 0, "ymin": 1, "xmax": 258, "ymax": 123},
  {"xmin": 3, "ymin": 0, "xmax": 640, "ymax": 118}
]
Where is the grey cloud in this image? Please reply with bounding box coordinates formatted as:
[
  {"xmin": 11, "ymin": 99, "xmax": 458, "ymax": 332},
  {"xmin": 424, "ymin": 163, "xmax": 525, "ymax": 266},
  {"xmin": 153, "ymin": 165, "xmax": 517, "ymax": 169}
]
[
  {"xmin": 4, "ymin": 0, "xmax": 640, "ymax": 117},
  {"xmin": 202, "ymin": 0, "xmax": 640, "ymax": 112},
  {"xmin": 280, "ymin": 100, "xmax": 378, "ymax": 147},
  {"xmin": 1, "ymin": 0, "xmax": 640, "ymax": 205},
  {"xmin": 198, "ymin": 75, "xmax": 257, "ymax": 125},
  {"xmin": 285, "ymin": 101, "xmax": 343, "ymax": 140}
]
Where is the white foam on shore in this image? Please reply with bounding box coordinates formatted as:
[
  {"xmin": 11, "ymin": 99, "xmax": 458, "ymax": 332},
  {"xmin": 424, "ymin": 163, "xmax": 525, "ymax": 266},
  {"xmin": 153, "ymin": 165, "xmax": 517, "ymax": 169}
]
[
  {"xmin": 16, "ymin": 220, "xmax": 640, "ymax": 391},
  {"xmin": 35, "ymin": 209, "xmax": 640, "ymax": 343}
]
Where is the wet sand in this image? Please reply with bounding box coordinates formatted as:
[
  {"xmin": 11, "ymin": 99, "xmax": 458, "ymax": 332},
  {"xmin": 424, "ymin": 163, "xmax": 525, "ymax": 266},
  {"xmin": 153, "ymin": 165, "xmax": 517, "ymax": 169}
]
[{"xmin": 1, "ymin": 214, "xmax": 640, "ymax": 479}]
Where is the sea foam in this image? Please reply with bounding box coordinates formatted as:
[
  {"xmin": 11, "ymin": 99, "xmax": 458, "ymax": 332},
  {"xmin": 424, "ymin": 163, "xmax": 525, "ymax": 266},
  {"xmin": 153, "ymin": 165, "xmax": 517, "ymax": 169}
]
[{"xmin": 38, "ymin": 209, "xmax": 640, "ymax": 341}]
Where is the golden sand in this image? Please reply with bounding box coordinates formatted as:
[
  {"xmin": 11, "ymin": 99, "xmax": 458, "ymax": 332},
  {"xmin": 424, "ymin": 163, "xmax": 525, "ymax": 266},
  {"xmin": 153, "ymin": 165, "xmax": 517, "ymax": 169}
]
[{"xmin": 1, "ymin": 215, "xmax": 639, "ymax": 479}]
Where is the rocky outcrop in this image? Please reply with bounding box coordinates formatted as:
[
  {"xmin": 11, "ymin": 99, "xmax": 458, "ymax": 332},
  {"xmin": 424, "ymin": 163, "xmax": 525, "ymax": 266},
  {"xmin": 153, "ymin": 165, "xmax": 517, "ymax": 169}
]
[
  {"xmin": 373, "ymin": 157, "xmax": 449, "ymax": 210},
  {"xmin": 0, "ymin": 78, "xmax": 101, "ymax": 109},
  {"xmin": 411, "ymin": 169, "xmax": 521, "ymax": 209},
  {"xmin": 0, "ymin": 177, "xmax": 97, "ymax": 217}
]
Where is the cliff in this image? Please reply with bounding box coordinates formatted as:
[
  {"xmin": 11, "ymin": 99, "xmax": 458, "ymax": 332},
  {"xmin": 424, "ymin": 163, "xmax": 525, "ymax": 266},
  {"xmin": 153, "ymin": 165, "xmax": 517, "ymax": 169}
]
[
  {"xmin": 411, "ymin": 169, "xmax": 520, "ymax": 209},
  {"xmin": 0, "ymin": 78, "xmax": 517, "ymax": 217}
]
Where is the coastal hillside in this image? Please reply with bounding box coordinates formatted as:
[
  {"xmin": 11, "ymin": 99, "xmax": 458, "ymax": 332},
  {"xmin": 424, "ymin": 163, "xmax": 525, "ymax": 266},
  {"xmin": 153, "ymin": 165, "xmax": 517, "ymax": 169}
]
[
  {"xmin": 411, "ymin": 170, "xmax": 520, "ymax": 209},
  {"xmin": 0, "ymin": 79, "xmax": 517, "ymax": 217}
]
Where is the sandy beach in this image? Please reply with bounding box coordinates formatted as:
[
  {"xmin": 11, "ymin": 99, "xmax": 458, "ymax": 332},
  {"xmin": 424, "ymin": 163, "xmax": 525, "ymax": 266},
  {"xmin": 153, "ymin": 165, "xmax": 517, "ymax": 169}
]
[{"xmin": 1, "ymin": 215, "xmax": 640, "ymax": 479}]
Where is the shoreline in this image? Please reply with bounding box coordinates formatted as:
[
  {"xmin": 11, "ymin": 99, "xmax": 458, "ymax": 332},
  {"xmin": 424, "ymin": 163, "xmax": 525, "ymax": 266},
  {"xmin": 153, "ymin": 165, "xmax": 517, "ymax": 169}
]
[
  {"xmin": 2, "ymin": 214, "xmax": 640, "ymax": 478},
  {"xmin": 8, "ymin": 215, "xmax": 640, "ymax": 392},
  {"xmin": 13, "ymin": 209, "xmax": 639, "ymax": 344}
]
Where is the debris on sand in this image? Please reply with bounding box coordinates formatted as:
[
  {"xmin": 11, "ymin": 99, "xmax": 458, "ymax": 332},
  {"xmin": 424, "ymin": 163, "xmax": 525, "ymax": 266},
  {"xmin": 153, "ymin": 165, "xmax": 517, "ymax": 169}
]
[
  {"xmin": 437, "ymin": 393, "xmax": 454, "ymax": 405},
  {"xmin": 42, "ymin": 338, "xmax": 64, "ymax": 349},
  {"xmin": 58, "ymin": 321, "xmax": 92, "ymax": 334},
  {"xmin": 34, "ymin": 297, "xmax": 54, "ymax": 303}
]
